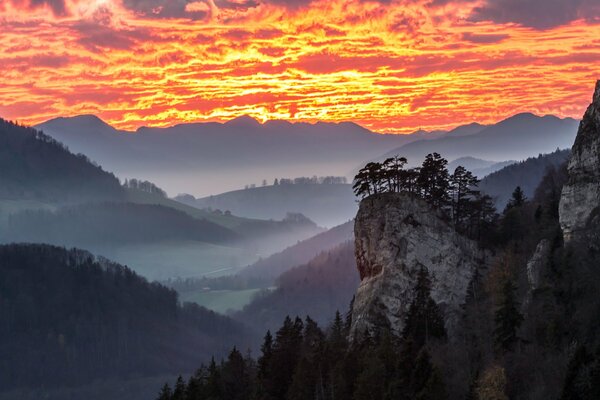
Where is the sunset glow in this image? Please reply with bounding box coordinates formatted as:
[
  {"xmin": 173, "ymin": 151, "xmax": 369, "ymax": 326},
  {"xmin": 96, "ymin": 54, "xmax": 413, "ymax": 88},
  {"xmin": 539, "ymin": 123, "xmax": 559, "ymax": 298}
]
[{"xmin": 1, "ymin": 0, "xmax": 599, "ymax": 133}]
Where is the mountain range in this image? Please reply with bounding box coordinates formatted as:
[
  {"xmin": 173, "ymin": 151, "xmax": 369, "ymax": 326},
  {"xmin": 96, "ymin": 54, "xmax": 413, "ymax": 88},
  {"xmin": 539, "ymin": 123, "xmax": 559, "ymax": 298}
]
[
  {"xmin": 35, "ymin": 113, "xmax": 576, "ymax": 197},
  {"xmin": 374, "ymin": 113, "xmax": 577, "ymax": 167}
]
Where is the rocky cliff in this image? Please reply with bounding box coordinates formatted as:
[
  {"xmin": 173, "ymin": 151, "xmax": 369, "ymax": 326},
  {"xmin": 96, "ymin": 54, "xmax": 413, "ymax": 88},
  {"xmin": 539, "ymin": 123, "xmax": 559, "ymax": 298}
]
[
  {"xmin": 349, "ymin": 192, "xmax": 486, "ymax": 340},
  {"xmin": 559, "ymin": 80, "xmax": 600, "ymax": 241}
]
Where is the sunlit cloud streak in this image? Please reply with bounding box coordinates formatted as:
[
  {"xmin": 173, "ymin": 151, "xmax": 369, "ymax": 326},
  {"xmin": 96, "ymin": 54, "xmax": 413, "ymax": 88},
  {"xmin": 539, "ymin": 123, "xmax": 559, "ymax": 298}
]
[{"xmin": 0, "ymin": 0, "xmax": 598, "ymax": 133}]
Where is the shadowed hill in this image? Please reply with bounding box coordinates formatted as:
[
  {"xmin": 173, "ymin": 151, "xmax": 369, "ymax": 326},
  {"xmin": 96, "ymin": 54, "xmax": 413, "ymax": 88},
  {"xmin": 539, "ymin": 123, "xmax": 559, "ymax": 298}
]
[
  {"xmin": 7, "ymin": 203, "xmax": 240, "ymax": 246},
  {"xmin": 480, "ymin": 148, "xmax": 570, "ymax": 208},
  {"xmin": 238, "ymin": 220, "xmax": 354, "ymax": 283},
  {"xmin": 0, "ymin": 118, "xmax": 123, "ymax": 203},
  {"xmin": 0, "ymin": 244, "xmax": 249, "ymax": 392},
  {"xmin": 234, "ymin": 241, "xmax": 358, "ymax": 335}
]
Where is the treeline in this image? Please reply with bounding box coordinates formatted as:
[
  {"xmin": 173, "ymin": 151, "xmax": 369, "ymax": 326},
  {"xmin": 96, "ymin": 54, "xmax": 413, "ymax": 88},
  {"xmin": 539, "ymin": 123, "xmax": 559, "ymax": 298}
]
[
  {"xmin": 0, "ymin": 244, "xmax": 249, "ymax": 391},
  {"xmin": 0, "ymin": 118, "xmax": 123, "ymax": 202},
  {"xmin": 7, "ymin": 203, "xmax": 240, "ymax": 246},
  {"xmin": 245, "ymin": 176, "xmax": 348, "ymax": 189},
  {"xmin": 354, "ymin": 153, "xmax": 497, "ymax": 242},
  {"xmin": 157, "ymin": 265, "xmax": 448, "ymax": 400},
  {"xmin": 479, "ymin": 148, "xmax": 570, "ymax": 208},
  {"xmin": 275, "ymin": 176, "xmax": 348, "ymax": 185},
  {"xmin": 123, "ymin": 179, "xmax": 167, "ymax": 198}
]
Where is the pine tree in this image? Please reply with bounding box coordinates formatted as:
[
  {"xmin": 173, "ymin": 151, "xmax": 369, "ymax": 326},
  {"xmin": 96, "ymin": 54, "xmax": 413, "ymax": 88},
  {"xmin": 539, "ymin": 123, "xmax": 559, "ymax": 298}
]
[
  {"xmin": 493, "ymin": 278, "xmax": 524, "ymax": 352},
  {"xmin": 157, "ymin": 383, "xmax": 173, "ymax": 400},
  {"xmin": 504, "ymin": 186, "xmax": 526, "ymax": 212},
  {"xmin": 222, "ymin": 347, "xmax": 251, "ymax": 400},
  {"xmin": 402, "ymin": 266, "xmax": 446, "ymax": 347},
  {"xmin": 255, "ymin": 331, "xmax": 275, "ymax": 400},
  {"xmin": 268, "ymin": 316, "xmax": 304, "ymax": 399},
  {"xmin": 172, "ymin": 376, "xmax": 186, "ymax": 400},
  {"xmin": 205, "ymin": 357, "xmax": 223, "ymax": 400},
  {"xmin": 417, "ymin": 153, "xmax": 451, "ymax": 209},
  {"xmin": 450, "ymin": 165, "xmax": 480, "ymax": 229}
]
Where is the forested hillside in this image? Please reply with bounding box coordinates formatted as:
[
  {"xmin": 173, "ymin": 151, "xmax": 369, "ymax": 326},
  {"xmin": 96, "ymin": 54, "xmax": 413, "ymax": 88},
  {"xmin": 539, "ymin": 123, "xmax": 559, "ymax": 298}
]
[
  {"xmin": 238, "ymin": 220, "xmax": 354, "ymax": 283},
  {"xmin": 480, "ymin": 149, "xmax": 570, "ymax": 208},
  {"xmin": 235, "ymin": 242, "xmax": 359, "ymax": 336},
  {"xmin": 0, "ymin": 244, "xmax": 248, "ymax": 392},
  {"xmin": 0, "ymin": 119, "xmax": 123, "ymax": 203}
]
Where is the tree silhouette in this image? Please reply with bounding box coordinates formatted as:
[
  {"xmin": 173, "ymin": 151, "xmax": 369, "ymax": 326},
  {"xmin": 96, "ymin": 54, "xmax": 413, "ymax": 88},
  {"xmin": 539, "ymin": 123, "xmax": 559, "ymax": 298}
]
[
  {"xmin": 402, "ymin": 266, "xmax": 446, "ymax": 348},
  {"xmin": 494, "ymin": 278, "xmax": 523, "ymax": 353},
  {"xmin": 417, "ymin": 153, "xmax": 451, "ymax": 209}
]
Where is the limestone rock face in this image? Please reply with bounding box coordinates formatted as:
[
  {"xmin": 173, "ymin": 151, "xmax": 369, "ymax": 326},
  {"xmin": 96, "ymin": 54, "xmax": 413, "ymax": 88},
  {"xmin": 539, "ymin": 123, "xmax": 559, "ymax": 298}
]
[
  {"xmin": 526, "ymin": 239, "xmax": 550, "ymax": 291},
  {"xmin": 559, "ymin": 81, "xmax": 600, "ymax": 241},
  {"xmin": 349, "ymin": 192, "xmax": 486, "ymax": 340}
]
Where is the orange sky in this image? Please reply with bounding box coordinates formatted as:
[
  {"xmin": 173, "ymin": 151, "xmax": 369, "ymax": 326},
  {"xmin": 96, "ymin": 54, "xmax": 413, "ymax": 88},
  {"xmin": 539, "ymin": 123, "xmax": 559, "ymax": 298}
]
[{"xmin": 0, "ymin": 0, "xmax": 599, "ymax": 133}]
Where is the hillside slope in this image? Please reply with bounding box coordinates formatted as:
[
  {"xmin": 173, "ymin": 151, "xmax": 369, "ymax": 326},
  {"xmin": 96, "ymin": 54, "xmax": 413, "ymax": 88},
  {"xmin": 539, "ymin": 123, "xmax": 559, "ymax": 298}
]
[
  {"xmin": 0, "ymin": 244, "xmax": 248, "ymax": 392},
  {"xmin": 179, "ymin": 183, "xmax": 356, "ymax": 227},
  {"xmin": 0, "ymin": 118, "xmax": 123, "ymax": 203},
  {"xmin": 235, "ymin": 241, "xmax": 359, "ymax": 335},
  {"xmin": 480, "ymin": 149, "xmax": 570, "ymax": 208}
]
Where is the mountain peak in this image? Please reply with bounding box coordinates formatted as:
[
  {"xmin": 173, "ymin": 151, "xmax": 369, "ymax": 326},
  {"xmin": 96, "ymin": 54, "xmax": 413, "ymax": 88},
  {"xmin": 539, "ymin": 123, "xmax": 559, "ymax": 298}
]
[
  {"xmin": 594, "ymin": 80, "xmax": 600, "ymax": 104},
  {"xmin": 39, "ymin": 114, "xmax": 115, "ymax": 132},
  {"xmin": 225, "ymin": 115, "xmax": 261, "ymax": 127}
]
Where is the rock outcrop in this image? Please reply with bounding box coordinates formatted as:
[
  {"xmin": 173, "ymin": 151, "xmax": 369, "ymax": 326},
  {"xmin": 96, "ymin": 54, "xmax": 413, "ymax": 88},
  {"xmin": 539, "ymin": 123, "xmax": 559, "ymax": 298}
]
[
  {"xmin": 559, "ymin": 80, "xmax": 600, "ymax": 241},
  {"xmin": 349, "ymin": 192, "xmax": 487, "ymax": 340},
  {"xmin": 526, "ymin": 239, "xmax": 551, "ymax": 291}
]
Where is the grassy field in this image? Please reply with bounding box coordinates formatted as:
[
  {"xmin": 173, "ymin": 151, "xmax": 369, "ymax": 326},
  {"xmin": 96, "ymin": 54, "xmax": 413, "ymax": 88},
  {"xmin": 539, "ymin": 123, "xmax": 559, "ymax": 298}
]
[
  {"xmin": 180, "ymin": 288, "xmax": 267, "ymax": 314},
  {"xmin": 95, "ymin": 241, "xmax": 259, "ymax": 281}
]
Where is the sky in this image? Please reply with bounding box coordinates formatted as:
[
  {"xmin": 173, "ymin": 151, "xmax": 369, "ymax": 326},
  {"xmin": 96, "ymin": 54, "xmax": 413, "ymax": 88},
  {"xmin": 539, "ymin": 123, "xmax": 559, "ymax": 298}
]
[{"xmin": 0, "ymin": 0, "xmax": 599, "ymax": 133}]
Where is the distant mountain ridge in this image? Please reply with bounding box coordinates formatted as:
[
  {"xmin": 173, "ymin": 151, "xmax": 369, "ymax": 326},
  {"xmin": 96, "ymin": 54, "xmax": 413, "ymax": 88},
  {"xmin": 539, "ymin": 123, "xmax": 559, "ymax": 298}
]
[
  {"xmin": 177, "ymin": 183, "xmax": 356, "ymax": 228},
  {"xmin": 373, "ymin": 113, "xmax": 577, "ymax": 167},
  {"xmin": 36, "ymin": 115, "xmax": 483, "ymax": 196}
]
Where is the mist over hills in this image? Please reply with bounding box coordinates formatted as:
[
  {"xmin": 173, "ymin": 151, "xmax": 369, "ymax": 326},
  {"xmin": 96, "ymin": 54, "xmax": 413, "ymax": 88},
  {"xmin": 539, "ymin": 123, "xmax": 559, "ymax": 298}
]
[
  {"xmin": 36, "ymin": 115, "xmax": 415, "ymax": 196},
  {"xmin": 0, "ymin": 119, "xmax": 323, "ymax": 280},
  {"xmin": 177, "ymin": 182, "xmax": 356, "ymax": 228},
  {"xmin": 35, "ymin": 115, "xmax": 486, "ymax": 197},
  {"xmin": 373, "ymin": 113, "xmax": 577, "ymax": 168}
]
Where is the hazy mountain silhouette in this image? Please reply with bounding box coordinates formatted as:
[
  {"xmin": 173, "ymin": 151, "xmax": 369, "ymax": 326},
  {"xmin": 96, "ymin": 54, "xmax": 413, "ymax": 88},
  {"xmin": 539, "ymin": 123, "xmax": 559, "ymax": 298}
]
[
  {"xmin": 373, "ymin": 113, "xmax": 578, "ymax": 167},
  {"xmin": 448, "ymin": 156, "xmax": 515, "ymax": 178},
  {"xmin": 177, "ymin": 182, "xmax": 356, "ymax": 227},
  {"xmin": 36, "ymin": 116, "xmax": 453, "ymax": 196}
]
